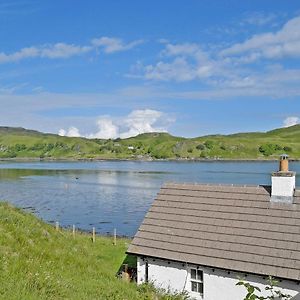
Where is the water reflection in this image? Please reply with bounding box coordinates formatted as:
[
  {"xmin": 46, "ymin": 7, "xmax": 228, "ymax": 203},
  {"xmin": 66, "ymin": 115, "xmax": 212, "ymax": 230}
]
[{"xmin": 0, "ymin": 160, "xmax": 299, "ymax": 236}]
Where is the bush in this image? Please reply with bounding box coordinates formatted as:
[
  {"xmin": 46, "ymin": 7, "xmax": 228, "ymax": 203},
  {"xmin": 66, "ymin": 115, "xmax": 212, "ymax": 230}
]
[
  {"xmin": 7, "ymin": 151, "xmax": 17, "ymax": 158},
  {"xmin": 283, "ymin": 146, "xmax": 292, "ymax": 152},
  {"xmin": 30, "ymin": 143, "xmax": 45, "ymax": 151},
  {"xmin": 204, "ymin": 140, "xmax": 214, "ymax": 149},
  {"xmin": 14, "ymin": 144, "xmax": 26, "ymax": 151},
  {"xmin": 54, "ymin": 142, "xmax": 69, "ymax": 150},
  {"xmin": 200, "ymin": 152, "xmax": 207, "ymax": 158},
  {"xmin": 237, "ymin": 276, "xmax": 292, "ymax": 300},
  {"xmin": 114, "ymin": 147, "xmax": 123, "ymax": 154},
  {"xmin": 152, "ymin": 152, "xmax": 168, "ymax": 159},
  {"xmin": 258, "ymin": 144, "xmax": 282, "ymax": 156},
  {"xmin": 45, "ymin": 143, "xmax": 55, "ymax": 151},
  {"xmin": 196, "ymin": 144, "xmax": 205, "ymax": 151},
  {"xmin": 137, "ymin": 282, "xmax": 188, "ymax": 299},
  {"xmin": 100, "ymin": 145, "xmax": 113, "ymax": 152}
]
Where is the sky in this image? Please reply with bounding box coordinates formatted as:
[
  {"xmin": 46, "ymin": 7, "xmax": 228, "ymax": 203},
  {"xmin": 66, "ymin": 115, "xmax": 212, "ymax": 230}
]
[{"xmin": 1, "ymin": 0, "xmax": 300, "ymax": 138}]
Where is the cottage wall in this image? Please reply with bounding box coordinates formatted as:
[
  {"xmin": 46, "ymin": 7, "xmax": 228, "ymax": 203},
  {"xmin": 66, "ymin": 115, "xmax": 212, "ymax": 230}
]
[{"xmin": 137, "ymin": 257, "xmax": 300, "ymax": 300}]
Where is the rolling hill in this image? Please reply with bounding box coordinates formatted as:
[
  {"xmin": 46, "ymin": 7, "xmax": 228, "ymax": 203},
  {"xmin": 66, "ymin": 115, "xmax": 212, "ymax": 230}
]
[{"xmin": 0, "ymin": 125, "xmax": 299, "ymax": 160}]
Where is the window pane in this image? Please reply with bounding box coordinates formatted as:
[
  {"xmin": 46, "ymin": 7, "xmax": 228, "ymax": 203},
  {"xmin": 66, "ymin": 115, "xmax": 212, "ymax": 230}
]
[
  {"xmin": 198, "ymin": 282, "xmax": 203, "ymax": 294},
  {"xmin": 197, "ymin": 270, "xmax": 203, "ymax": 281},
  {"xmin": 191, "ymin": 281, "xmax": 197, "ymax": 292},
  {"xmin": 191, "ymin": 269, "xmax": 196, "ymax": 279}
]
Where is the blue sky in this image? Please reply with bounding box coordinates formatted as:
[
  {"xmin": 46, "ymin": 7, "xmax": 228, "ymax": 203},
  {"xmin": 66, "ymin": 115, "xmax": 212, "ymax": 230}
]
[{"xmin": 1, "ymin": 0, "xmax": 300, "ymax": 138}]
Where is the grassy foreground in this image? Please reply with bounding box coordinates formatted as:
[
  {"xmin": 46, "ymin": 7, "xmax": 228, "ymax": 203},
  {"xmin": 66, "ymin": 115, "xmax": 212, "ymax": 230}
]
[{"xmin": 0, "ymin": 202, "xmax": 183, "ymax": 300}]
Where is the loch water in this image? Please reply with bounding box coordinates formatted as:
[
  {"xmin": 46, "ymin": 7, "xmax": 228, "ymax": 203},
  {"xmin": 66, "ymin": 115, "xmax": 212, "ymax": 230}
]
[{"xmin": 0, "ymin": 160, "xmax": 299, "ymax": 237}]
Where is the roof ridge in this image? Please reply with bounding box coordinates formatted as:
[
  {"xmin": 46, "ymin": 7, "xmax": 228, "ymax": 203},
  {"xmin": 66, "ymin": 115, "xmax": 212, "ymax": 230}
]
[{"xmin": 164, "ymin": 181, "xmax": 269, "ymax": 188}]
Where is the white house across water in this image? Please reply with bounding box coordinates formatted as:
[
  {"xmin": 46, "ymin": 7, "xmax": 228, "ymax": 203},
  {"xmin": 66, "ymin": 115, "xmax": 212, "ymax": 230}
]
[{"xmin": 127, "ymin": 155, "xmax": 300, "ymax": 299}]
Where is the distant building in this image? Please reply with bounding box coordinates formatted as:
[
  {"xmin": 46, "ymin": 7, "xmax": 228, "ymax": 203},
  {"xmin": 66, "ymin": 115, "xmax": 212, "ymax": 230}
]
[{"xmin": 127, "ymin": 155, "xmax": 300, "ymax": 300}]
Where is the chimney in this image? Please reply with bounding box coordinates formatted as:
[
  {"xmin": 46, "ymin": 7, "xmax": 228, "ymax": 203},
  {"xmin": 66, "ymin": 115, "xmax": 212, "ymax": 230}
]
[{"xmin": 271, "ymin": 154, "xmax": 296, "ymax": 203}]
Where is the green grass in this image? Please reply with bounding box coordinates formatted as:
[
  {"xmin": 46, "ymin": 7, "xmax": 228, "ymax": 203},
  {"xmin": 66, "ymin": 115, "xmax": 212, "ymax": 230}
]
[
  {"xmin": 0, "ymin": 202, "xmax": 184, "ymax": 300},
  {"xmin": 0, "ymin": 125, "xmax": 300, "ymax": 160}
]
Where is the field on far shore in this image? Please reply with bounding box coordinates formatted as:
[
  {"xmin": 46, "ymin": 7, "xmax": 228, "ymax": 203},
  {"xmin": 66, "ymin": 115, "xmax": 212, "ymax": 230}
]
[{"xmin": 0, "ymin": 125, "xmax": 299, "ymax": 161}]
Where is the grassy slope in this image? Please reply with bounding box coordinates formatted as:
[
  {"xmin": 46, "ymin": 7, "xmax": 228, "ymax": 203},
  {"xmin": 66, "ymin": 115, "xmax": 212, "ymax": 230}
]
[
  {"xmin": 0, "ymin": 203, "xmax": 182, "ymax": 300},
  {"xmin": 0, "ymin": 125, "xmax": 299, "ymax": 160}
]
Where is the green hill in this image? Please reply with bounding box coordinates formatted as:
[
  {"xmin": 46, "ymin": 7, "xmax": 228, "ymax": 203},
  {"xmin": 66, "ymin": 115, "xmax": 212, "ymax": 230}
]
[
  {"xmin": 0, "ymin": 125, "xmax": 299, "ymax": 160},
  {"xmin": 0, "ymin": 202, "xmax": 184, "ymax": 299}
]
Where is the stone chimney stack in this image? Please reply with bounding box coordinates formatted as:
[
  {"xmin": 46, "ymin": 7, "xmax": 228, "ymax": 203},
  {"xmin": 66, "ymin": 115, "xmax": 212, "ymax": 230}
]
[{"xmin": 271, "ymin": 154, "xmax": 296, "ymax": 203}]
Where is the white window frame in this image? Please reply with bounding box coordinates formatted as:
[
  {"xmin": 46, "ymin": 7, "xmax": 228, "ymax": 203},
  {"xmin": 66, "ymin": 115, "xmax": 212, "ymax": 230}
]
[{"xmin": 190, "ymin": 268, "xmax": 204, "ymax": 298}]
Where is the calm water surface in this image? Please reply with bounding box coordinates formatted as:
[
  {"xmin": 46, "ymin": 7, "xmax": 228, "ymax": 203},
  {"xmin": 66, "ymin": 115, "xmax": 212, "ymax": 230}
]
[{"xmin": 0, "ymin": 160, "xmax": 299, "ymax": 236}]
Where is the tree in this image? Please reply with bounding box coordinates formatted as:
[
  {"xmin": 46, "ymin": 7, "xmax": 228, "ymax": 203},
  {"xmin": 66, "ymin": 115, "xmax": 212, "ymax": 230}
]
[
  {"xmin": 196, "ymin": 144, "xmax": 205, "ymax": 150},
  {"xmin": 237, "ymin": 276, "xmax": 292, "ymax": 300},
  {"xmin": 204, "ymin": 140, "xmax": 214, "ymax": 149},
  {"xmin": 283, "ymin": 146, "xmax": 292, "ymax": 152}
]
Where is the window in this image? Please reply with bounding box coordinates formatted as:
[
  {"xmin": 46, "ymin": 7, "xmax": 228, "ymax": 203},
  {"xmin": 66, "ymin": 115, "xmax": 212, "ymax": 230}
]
[
  {"xmin": 190, "ymin": 268, "xmax": 203, "ymax": 296},
  {"xmin": 145, "ymin": 261, "xmax": 149, "ymax": 283}
]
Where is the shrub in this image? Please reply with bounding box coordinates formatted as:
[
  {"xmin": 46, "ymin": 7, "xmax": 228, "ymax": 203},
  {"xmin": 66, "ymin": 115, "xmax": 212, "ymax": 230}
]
[
  {"xmin": 45, "ymin": 143, "xmax": 55, "ymax": 151},
  {"xmin": 14, "ymin": 144, "xmax": 26, "ymax": 151},
  {"xmin": 200, "ymin": 152, "xmax": 207, "ymax": 158},
  {"xmin": 30, "ymin": 143, "xmax": 45, "ymax": 151},
  {"xmin": 137, "ymin": 282, "xmax": 188, "ymax": 299},
  {"xmin": 204, "ymin": 140, "xmax": 214, "ymax": 149},
  {"xmin": 283, "ymin": 146, "xmax": 292, "ymax": 152},
  {"xmin": 258, "ymin": 144, "xmax": 282, "ymax": 156},
  {"xmin": 237, "ymin": 276, "xmax": 292, "ymax": 300},
  {"xmin": 196, "ymin": 144, "xmax": 205, "ymax": 151}
]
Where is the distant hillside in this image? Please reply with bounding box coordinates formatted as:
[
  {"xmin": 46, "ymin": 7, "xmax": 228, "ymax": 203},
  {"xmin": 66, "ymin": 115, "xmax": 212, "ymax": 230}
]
[{"xmin": 0, "ymin": 125, "xmax": 299, "ymax": 160}]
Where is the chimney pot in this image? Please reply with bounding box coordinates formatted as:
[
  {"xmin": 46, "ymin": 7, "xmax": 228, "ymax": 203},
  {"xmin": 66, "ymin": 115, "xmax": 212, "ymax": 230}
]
[{"xmin": 279, "ymin": 154, "xmax": 289, "ymax": 172}]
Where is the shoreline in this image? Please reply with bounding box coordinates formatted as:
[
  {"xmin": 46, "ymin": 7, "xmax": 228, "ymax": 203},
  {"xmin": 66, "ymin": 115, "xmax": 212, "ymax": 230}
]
[{"xmin": 0, "ymin": 157, "xmax": 299, "ymax": 162}]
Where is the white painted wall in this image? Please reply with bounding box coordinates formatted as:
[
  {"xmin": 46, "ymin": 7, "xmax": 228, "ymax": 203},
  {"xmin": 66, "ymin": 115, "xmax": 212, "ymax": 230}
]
[
  {"xmin": 137, "ymin": 257, "xmax": 188, "ymax": 292},
  {"xmin": 137, "ymin": 257, "xmax": 300, "ymax": 300},
  {"xmin": 271, "ymin": 174, "xmax": 295, "ymax": 198}
]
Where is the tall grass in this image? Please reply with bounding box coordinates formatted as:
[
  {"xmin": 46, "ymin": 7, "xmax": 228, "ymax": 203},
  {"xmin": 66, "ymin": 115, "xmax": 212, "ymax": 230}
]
[{"xmin": 0, "ymin": 202, "xmax": 184, "ymax": 299}]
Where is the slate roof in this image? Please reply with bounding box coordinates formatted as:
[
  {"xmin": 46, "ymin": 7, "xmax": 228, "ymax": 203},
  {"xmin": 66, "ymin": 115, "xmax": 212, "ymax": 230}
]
[{"xmin": 127, "ymin": 183, "xmax": 300, "ymax": 281}]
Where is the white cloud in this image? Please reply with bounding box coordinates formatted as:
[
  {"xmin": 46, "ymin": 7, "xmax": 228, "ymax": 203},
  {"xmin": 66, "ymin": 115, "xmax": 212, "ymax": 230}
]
[
  {"xmin": 0, "ymin": 43, "xmax": 92, "ymax": 63},
  {"xmin": 40, "ymin": 43, "xmax": 92, "ymax": 58},
  {"xmin": 91, "ymin": 37, "xmax": 144, "ymax": 53},
  {"xmin": 142, "ymin": 42, "xmax": 216, "ymax": 82},
  {"xmin": 0, "ymin": 47, "xmax": 39, "ymax": 63},
  {"xmin": 58, "ymin": 126, "xmax": 81, "ymax": 137},
  {"xmin": 0, "ymin": 37, "xmax": 143, "ymax": 64},
  {"xmin": 144, "ymin": 57, "xmax": 198, "ymax": 82},
  {"xmin": 157, "ymin": 38, "xmax": 169, "ymax": 44},
  {"xmin": 240, "ymin": 12, "xmax": 278, "ymax": 27},
  {"xmin": 161, "ymin": 43, "xmax": 212, "ymax": 64},
  {"xmin": 58, "ymin": 129, "xmax": 66, "ymax": 136},
  {"xmin": 131, "ymin": 17, "xmax": 300, "ymax": 97},
  {"xmin": 59, "ymin": 109, "xmax": 174, "ymax": 139},
  {"xmin": 283, "ymin": 116, "xmax": 299, "ymax": 127},
  {"xmin": 88, "ymin": 117, "xmax": 119, "ymax": 139},
  {"xmin": 0, "ymin": 83, "xmax": 28, "ymax": 94},
  {"xmin": 221, "ymin": 16, "xmax": 300, "ymax": 60},
  {"xmin": 131, "ymin": 60, "xmax": 300, "ymax": 98},
  {"xmin": 120, "ymin": 109, "xmax": 169, "ymax": 138},
  {"xmin": 162, "ymin": 43, "xmax": 202, "ymax": 57}
]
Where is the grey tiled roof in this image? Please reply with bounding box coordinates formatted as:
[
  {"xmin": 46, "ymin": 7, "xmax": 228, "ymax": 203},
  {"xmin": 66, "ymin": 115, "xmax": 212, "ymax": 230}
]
[{"xmin": 127, "ymin": 183, "xmax": 300, "ymax": 281}]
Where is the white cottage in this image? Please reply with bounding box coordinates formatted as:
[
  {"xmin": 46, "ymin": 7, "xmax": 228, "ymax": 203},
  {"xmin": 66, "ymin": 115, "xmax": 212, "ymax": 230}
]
[{"xmin": 127, "ymin": 155, "xmax": 300, "ymax": 299}]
